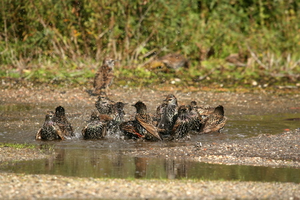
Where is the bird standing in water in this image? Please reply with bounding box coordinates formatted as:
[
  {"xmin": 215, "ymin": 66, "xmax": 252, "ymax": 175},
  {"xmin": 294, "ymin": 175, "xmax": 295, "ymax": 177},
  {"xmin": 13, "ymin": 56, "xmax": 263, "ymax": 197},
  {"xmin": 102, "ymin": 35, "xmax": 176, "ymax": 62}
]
[
  {"xmin": 82, "ymin": 111, "xmax": 107, "ymax": 139},
  {"xmin": 200, "ymin": 105, "xmax": 227, "ymax": 134},
  {"xmin": 172, "ymin": 105, "xmax": 191, "ymax": 139},
  {"xmin": 188, "ymin": 101, "xmax": 203, "ymax": 132},
  {"xmin": 107, "ymin": 102, "xmax": 127, "ymax": 135},
  {"xmin": 93, "ymin": 57, "xmax": 115, "ymax": 96},
  {"xmin": 157, "ymin": 94, "xmax": 178, "ymax": 135},
  {"xmin": 53, "ymin": 106, "xmax": 74, "ymax": 138},
  {"xmin": 36, "ymin": 111, "xmax": 64, "ymax": 140},
  {"xmin": 120, "ymin": 101, "xmax": 162, "ymax": 141},
  {"xmin": 95, "ymin": 93, "xmax": 115, "ymax": 115}
]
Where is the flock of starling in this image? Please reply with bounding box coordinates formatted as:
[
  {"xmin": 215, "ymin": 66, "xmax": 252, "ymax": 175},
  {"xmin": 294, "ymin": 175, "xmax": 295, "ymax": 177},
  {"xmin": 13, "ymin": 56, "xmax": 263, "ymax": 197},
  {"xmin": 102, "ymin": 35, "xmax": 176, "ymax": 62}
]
[{"xmin": 36, "ymin": 55, "xmax": 227, "ymax": 141}]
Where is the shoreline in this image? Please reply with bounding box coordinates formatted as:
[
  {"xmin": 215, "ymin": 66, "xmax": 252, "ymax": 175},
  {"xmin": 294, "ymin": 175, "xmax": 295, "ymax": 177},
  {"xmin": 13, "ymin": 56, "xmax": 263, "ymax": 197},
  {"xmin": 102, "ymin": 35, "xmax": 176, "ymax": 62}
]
[
  {"xmin": 0, "ymin": 87, "xmax": 299, "ymax": 199},
  {"xmin": 126, "ymin": 129, "xmax": 300, "ymax": 169}
]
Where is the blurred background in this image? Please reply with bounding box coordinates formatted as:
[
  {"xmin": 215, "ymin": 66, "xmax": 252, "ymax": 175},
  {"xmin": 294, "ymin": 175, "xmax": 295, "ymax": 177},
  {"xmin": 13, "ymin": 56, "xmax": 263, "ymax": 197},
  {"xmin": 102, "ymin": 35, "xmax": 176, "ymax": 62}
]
[{"xmin": 1, "ymin": 0, "xmax": 299, "ymax": 89}]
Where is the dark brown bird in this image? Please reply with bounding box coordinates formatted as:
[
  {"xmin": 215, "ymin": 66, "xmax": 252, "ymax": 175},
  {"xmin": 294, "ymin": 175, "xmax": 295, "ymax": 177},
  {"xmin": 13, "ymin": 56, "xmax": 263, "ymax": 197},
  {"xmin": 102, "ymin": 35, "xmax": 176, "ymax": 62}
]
[
  {"xmin": 158, "ymin": 53, "xmax": 189, "ymax": 70},
  {"xmin": 200, "ymin": 105, "xmax": 227, "ymax": 134},
  {"xmin": 172, "ymin": 105, "xmax": 191, "ymax": 139},
  {"xmin": 133, "ymin": 101, "xmax": 162, "ymax": 141},
  {"xmin": 157, "ymin": 94, "xmax": 178, "ymax": 135},
  {"xmin": 188, "ymin": 101, "xmax": 203, "ymax": 132},
  {"xmin": 107, "ymin": 102, "xmax": 127, "ymax": 135},
  {"xmin": 225, "ymin": 51, "xmax": 248, "ymax": 67},
  {"xmin": 82, "ymin": 111, "xmax": 107, "ymax": 139},
  {"xmin": 36, "ymin": 111, "xmax": 64, "ymax": 140},
  {"xmin": 93, "ymin": 57, "xmax": 115, "ymax": 95},
  {"xmin": 95, "ymin": 94, "xmax": 115, "ymax": 115},
  {"xmin": 119, "ymin": 120, "xmax": 141, "ymax": 140},
  {"xmin": 153, "ymin": 101, "xmax": 167, "ymax": 126},
  {"xmin": 120, "ymin": 101, "xmax": 162, "ymax": 141},
  {"xmin": 52, "ymin": 106, "xmax": 74, "ymax": 138},
  {"xmin": 112, "ymin": 102, "xmax": 127, "ymax": 123},
  {"xmin": 195, "ymin": 105, "xmax": 216, "ymax": 116}
]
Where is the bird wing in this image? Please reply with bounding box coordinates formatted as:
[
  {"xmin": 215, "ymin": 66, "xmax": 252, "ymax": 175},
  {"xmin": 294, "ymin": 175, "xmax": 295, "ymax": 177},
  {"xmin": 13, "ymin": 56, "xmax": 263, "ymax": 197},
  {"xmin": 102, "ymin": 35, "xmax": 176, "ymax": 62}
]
[
  {"xmin": 55, "ymin": 127, "xmax": 65, "ymax": 140},
  {"xmin": 120, "ymin": 121, "xmax": 144, "ymax": 138},
  {"xmin": 94, "ymin": 66, "xmax": 107, "ymax": 89},
  {"xmin": 202, "ymin": 115, "xmax": 227, "ymax": 134},
  {"xmin": 82, "ymin": 125, "xmax": 88, "ymax": 137},
  {"xmin": 94, "ymin": 65, "xmax": 113, "ymax": 90},
  {"xmin": 94, "ymin": 69, "xmax": 104, "ymax": 89},
  {"xmin": 136, "ymin": 114, "xmax": 162, "ymax": 140},
  {"xmin": 99, "ymin": 114, "xmax": 113, "ymax": 122},
  {"xmin": 36, "ymin": 128, "xmax": 42, "ymax": 140}
]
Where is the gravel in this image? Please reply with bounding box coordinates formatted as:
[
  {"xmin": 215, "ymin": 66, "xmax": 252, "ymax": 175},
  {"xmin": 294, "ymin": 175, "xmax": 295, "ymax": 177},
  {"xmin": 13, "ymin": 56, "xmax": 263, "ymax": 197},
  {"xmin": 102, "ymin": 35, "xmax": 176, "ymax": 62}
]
[
  {"xmin": 127, "ymin": 129, "xmax": 300, "ymax": 168},
  {"xmin": 0, "ymin": 87, "xmax": 300, "ymax": 199},
  {"xmin": 0, "ymin": 147, "xmax": 50, "ymax": 162},
  {"xmin": 0, "ymin": 173, "xmax": 300, "ymax": 199}
]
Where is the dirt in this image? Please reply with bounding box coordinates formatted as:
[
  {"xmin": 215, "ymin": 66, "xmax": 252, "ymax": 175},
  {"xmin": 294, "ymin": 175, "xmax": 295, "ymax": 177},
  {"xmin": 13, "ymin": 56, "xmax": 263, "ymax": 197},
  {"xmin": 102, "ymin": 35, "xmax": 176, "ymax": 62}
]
[
  {"xmin": 0, "ymin": 86, "xmax": 299, "ymax": 199},
  {"xmin": 127, "ymin": 129, "xmax": 300, "ymax": 168}
]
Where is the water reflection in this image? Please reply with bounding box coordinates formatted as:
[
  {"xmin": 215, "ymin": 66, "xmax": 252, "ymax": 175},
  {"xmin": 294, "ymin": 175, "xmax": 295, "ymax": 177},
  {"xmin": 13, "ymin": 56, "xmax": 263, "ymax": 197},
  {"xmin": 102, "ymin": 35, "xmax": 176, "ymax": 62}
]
[
  {"xmin": 165, "ymin": 159, "xmax": 187, "ymax": 179},
  {"xmin": 1, "ymin": 147, "xmax": 300, "ymax": 183},
  {"xmin": 135, "ymin": 157, "xmax": 147, "ymax": 178}
]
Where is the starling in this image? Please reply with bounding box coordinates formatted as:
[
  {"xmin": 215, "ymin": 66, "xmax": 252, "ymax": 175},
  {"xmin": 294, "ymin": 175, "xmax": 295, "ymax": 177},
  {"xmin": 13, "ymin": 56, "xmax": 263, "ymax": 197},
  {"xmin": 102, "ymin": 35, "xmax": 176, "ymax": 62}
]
[
  {"xmin": 119, "ymin": 120, "xmax": 141, "ymax": 140},
  {"xmin": 157, "ymin": 94, "xmax": 178, "ymax": 135},
  {"xmin": 93, "ymin": 57, "xmax": 115, "ymax": 95},
  {"xmin": 188, "ymin": 101, "xmax": 203, "ymax": 132},
  {"xmin": 120, "ymin": 101, "xmax": 162, "ymax": 141},
  {"xmin": 153, "ymin": 101, "xmax": 167, "ymax": 126},
  {"xmin": 200, "ymin": 105, "xmax": 227, "ymax": 134},
  {"xmin": 225, "ymin": 51, "xmax": 248, "ymax": 67},
  {"xmin": 36, "ymin": 111, "xmax": 64, "ymax": 140},
  {"xmin": 195, "ymin": 105, "xmax": 215, "ymax": 116},
  {"xmin": 133, "ymin": 101, "xmax": 162, "ymax": 141},
  {"xmin": 158, "ymin": 53, "xmax": 189, "ymax": 70},
  {"xmin": 82, "ymin": 111, "xmax": 107, "ymax": 139},
  {"xmin": 107, "ymin": 102, "xmax": 127, "ymax": 135},
  {"xmin": 53, "ymin": 106, "xmax": 74, "ymax": 138},
  {"xmin": 95, "ymin": 93, "xmax": 115, "ymax": 115},
  {"xmin": 172, "ymin": 105, "xmax": 191, "ymax": 139}
]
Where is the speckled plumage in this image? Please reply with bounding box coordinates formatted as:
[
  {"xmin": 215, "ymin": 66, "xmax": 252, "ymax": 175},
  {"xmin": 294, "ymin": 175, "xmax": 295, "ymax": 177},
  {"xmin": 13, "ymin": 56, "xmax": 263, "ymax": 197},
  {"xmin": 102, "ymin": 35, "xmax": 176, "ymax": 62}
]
[
  {"xmin": 107, "ymin": 102, "xmax": 127, "ymax": 135},
  {"xmin": 53, "ymin": 106, "xmax": 74, "ymax": 138},
  {"xmin": 95, "ymin": 94, "xmax": 115, "ymax": 115},
  {"xmin": 93, "ymin": 57, "xmax": 115, "ymax": 95},
  {"xmin": 158, "ymin": 53, "xmax": 189, "ymax": 70},
  {"xmin": 200, "ymin": 105, "xmax": 227, "ymax": 134},
  {"xmin": 82, "ymin": 111, "xmax": 107, "ymax": 139},
  {"xmin": 36, "ymin": 111, "xmax": 64, "ymax": 140},
  {"xmin": 157, "ymin": 94, "xmax": 178, "ymax": 135},
  {"xmin": 188, "ymin": 101, "xmax": 203, "ymax": 132},
  {"xmin": 172, "ymin": 105, "xmax": 191, "ymax": 139},
  {"xmin": 120, "ymin": 101, "xmax": 162, "ymax": 141}
]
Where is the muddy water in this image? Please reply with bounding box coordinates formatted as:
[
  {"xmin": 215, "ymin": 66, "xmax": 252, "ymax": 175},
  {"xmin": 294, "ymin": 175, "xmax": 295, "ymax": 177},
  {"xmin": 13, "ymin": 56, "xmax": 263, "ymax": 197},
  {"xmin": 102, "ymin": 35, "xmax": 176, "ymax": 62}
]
[{"xmin": 0, "ymin": 92, "xmax": 300, "ymax": 182}]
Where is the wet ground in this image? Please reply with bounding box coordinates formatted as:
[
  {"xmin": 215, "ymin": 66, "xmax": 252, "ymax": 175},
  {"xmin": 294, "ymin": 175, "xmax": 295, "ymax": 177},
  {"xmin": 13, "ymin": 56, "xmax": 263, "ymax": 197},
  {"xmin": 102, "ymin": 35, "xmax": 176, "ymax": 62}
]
[{"xmin": 0, "ymin": 87, "xmax": 299, "ymax": 183}]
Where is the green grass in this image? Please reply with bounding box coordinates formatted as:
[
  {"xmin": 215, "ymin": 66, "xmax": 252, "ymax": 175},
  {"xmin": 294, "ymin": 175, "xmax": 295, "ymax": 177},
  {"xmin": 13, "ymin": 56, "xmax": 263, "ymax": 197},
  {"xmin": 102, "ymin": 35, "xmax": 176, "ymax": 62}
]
[
  {"xmin": 0, "ymin": 143, "xmax": 36, "ymax": 149},
  {"xmin": 0, "ymin": 0, "xmax": 299, "ymax": 89}
]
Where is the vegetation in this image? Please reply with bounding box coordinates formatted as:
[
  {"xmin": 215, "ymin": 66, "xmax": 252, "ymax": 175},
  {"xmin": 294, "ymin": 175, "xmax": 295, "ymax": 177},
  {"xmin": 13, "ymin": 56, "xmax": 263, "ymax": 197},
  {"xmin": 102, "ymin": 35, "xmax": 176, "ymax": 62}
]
[
  {"xmin": 1, "ymin": 0, "xmax": 299, "ymax": 89},
  {"xmin": 0, "ymin": 143, "xmax": 35, "ymax": 149}
]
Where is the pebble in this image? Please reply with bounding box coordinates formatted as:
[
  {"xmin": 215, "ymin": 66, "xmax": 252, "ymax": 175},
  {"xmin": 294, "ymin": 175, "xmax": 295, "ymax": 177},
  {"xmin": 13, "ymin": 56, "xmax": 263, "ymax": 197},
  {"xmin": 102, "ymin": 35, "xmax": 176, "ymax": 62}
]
[
  {"xmin": 1, "ymin": 87, "xmax": 299, "ymax": 199},
  {"xmin": 0, "ymin": 173, "xmax": 300, "ymax": 199}
]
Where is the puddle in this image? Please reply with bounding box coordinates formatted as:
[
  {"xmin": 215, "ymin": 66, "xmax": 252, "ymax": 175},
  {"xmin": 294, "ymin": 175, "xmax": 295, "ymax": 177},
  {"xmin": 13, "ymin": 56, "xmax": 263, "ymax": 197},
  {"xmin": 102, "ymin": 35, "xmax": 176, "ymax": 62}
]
[
  {"xmin": 0, "ymin": 101, "xmax": 300, "ymax": 182},
  {"xmin": 1, "ymin": 147, "xmax": 300, "ymax": 183}
]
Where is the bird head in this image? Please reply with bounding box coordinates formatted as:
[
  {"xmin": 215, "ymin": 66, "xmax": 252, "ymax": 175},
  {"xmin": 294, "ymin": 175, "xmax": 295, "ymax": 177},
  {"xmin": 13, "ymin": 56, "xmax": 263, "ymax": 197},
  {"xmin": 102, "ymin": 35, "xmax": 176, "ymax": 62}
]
[
  {"xmin": 132, "ymin": 101, "xmax": 147, "ymax": 114},
  {"xmin": 103, "ymin": 57, "xmax": 116, "ymax": 68},
  {"xmin": 165, "ymin": 94, "xmax": 177, "ymax": 106},
  {"xmin": 55, "ymin": 106, "xmax": 65, "ymax": 117}
]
